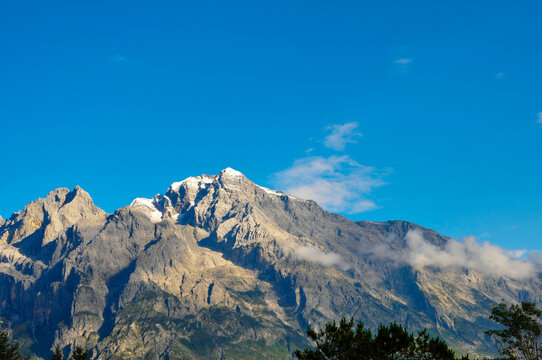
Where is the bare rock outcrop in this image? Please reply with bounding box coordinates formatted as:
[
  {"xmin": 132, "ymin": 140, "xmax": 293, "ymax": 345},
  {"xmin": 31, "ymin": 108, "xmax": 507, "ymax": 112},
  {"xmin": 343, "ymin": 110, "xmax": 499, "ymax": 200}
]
[{"xmin": 0, "ymin": 169, "xmax": 540, "ymax": 359}]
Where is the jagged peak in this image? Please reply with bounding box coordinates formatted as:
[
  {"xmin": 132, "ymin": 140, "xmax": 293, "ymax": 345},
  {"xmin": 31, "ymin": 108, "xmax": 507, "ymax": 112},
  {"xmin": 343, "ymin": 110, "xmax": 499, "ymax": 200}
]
[
  {"xmin": 46, "ymin": 187, "xmax": 71, "ymax": 198},
  {"xmin": 168, "ymin": 168, "xmax": 245, "ymax": 193},
  {"xmin": 169, "ymin": 175, "xmax": 215, "ymax": 192},
  {"xmin": 0, "ymin": 185, "xmax": 106, "ymax": 246},
  {"xmin": 127, "ymin": 168, "xmax": 313, "ymax": 224},
  {"xmin": 40, "ymin": 186, "xmax": 94, "ymax": 206},
  {"xmin": 10, "ymin": 186, "xmax": 105, "ymax": 221},
  {"xmin": 62, "ymin": 186, "xmax": 95, "ymax": 206}
]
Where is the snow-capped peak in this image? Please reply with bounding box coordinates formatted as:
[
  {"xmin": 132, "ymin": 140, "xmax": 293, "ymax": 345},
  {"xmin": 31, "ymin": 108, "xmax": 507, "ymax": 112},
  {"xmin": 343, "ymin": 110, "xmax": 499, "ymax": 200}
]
[
  {"xmin": 168, "ymin": 168, "xmax": 244, "ymax": 192},
  {"xmin": 130, "ymin": 197, "xmax": 156, "ymax": 208},
  {"xmin": 130, "ymin": 197, "xmax": 163, "ymax": 222},
  {"xmin": 169, "ymin": 181, "xmax": 184, "ymax": 192},
  {"xmin": 169, "ymin": 175, "xmax": 215, "ymax": 192},
  {"xmin": 130, "ymin": 168, "xmax": 304, "ymax": 223},
  {"xmin": 220, "ymin": 167, "xmax": 244, "ymax": 177}
]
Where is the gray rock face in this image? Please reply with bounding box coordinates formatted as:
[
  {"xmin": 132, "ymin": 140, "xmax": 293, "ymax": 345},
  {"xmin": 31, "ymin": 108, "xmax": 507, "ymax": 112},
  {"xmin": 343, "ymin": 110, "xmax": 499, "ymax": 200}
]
[{"xmin": 0, "ymin": 168, "xmax": 540, "ymax": 358}]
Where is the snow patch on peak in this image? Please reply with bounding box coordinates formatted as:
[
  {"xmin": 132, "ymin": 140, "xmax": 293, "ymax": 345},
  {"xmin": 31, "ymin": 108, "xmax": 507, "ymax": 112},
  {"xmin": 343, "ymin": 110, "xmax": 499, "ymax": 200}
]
[
  {"xmin": 168, "ymin": 169, "xmax": 243, "ymax": 192},
  {"xmin": 169, "ymin": 181, "xmax": 184, "ymax": 192},
  {"xmin": 257, "ymin": 185, "xmax": 283, "ymax": 197},
  {"xmin": 169, "ymin": 175, "xmax": 215, "ymax": 192},
  {"xmin": 130, "ymin": 197, "xmax": 163, "ymax": 223},
  {"xmin": 256, "ymin": 185, "xmax": 300, "ymax": 200},
  {"xmin": 130, "ymin": 197, "xmax": 155, "ymax": 208},
  {"xmin": 220, "ymin": 167, "xmax": 244, "ymax": 177}
]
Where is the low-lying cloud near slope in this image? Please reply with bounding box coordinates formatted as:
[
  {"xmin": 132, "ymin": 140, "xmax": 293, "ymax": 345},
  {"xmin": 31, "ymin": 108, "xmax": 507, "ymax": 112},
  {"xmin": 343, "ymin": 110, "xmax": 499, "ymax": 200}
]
[
  {"xmin": 293, "ymin": 246, "xmax": 348, "ymax": 270},
  {"xmin": 373, "ymin": 230, "xmax": 536, "ymax": 280},
  {"xmin": 528, "ymin": 251, "xmax": 542, "ymax": 264}
]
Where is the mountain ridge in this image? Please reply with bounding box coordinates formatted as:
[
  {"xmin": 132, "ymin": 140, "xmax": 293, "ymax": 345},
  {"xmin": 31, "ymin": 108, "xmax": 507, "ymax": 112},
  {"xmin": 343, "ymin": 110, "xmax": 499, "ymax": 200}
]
[{"xmin": 0, "ymin": 168, "xmax": 540, "ymax": 359}]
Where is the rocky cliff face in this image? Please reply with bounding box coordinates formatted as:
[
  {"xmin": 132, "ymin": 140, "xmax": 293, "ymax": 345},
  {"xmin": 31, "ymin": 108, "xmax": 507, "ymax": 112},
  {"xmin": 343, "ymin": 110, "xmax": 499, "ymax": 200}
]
[{"xmin": 0, "ymin": 168, "xmax": 540, "ymax": 359}]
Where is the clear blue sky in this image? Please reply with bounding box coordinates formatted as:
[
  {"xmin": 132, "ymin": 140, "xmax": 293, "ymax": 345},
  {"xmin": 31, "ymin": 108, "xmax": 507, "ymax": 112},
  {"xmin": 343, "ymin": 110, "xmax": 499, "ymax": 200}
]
[{"xmin": 1, "ymin": 1, "xmax": 541, "ymax": 252}]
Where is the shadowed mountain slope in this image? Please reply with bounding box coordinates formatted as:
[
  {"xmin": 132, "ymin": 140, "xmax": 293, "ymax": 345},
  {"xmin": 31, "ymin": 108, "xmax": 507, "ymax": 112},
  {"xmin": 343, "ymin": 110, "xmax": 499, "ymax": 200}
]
[{"xmin": 0, "ymin": 168, "xmax": 540, "ymax": 358}]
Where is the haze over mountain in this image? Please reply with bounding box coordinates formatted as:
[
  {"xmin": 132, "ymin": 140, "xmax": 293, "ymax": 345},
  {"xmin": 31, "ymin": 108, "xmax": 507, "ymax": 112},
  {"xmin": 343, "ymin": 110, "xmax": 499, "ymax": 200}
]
[{"xmin": 1, "ymin": 168, "xmax": 540, "ymax": 359}]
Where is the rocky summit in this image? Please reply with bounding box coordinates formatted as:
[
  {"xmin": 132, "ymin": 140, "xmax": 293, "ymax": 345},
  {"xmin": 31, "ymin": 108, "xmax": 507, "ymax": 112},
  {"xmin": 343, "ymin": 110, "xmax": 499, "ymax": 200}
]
[{"xmin": 1, "ymin": 168, "xmax": 541, "ymax": 359}]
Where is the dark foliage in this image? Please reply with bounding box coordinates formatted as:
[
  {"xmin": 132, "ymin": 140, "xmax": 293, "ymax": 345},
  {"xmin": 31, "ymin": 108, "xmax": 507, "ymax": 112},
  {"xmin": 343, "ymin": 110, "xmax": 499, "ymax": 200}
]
[
  {"xmin": 485, "ymin": 301, "xmax": 542, "ymax": 360},
  {"xmin": 294, "ymin": 317, "xmax": 466, "ymax": 360},
  {"xmin": 51, "ymin": 345, "xmax": 64, "ymax": 360},
  {"xmin": 0, "ymin": 327, "xmax": 26, "ymax": 360},
  {"xmin": 71, "ymin": 346, "xmax": 89, "ymax": 360}
]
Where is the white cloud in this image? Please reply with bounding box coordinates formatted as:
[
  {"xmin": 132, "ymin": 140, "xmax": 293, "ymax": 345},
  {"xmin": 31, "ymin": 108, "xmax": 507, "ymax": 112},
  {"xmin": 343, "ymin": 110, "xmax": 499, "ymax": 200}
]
[
  {"xmin": 528, "ymin": 251, "xmax": 542, "ymax": 264},
  {"xmin": 293, "ymin": 246, "xmax": 347, "ymax": 269},
  {"xmin": 272, "ymin": 155, "xmax": 384, "ymax": 213},
  {"xmin": 392, "ymin": 58, "xmax": 414, "ymax": 73},
  {"xmin": 495, "ymin": 72, "xmax": 505, "ymax": 79},
  {"xmin": 396, "ymin": 230, "xmax": 536, "ymax": 279},
  {"xmin": 394, "ymin": 58, "xmax": 412, "ymax": 65},
  {"xmin": 537, "ymin": 112, "xmax": 542, "ymax": 126},
  {"xmin": 391, "ymin": 58, "xmax": 414, "ymax": 74},
  {"xmin": 323, "ymin": 122, "xmax": 362, "ymax": 151}
]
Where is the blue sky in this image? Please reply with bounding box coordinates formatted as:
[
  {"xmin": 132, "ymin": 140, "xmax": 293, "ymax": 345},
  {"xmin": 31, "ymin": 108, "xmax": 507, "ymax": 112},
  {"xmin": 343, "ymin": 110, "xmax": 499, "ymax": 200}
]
[{"xmin": 1, "ymin": 1, "xmax": 541, "ymax": 253}]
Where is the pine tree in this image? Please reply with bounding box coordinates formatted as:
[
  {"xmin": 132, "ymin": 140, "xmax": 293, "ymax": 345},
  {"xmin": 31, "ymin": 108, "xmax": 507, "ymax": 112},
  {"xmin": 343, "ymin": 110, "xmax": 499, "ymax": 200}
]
[
  {"xmin": 0, "ymin": 327, "xmax": 25, "ymax": 360},
  {"xmin": 294, "ymin": 317, "xmax": 463, "ymax": 360}
]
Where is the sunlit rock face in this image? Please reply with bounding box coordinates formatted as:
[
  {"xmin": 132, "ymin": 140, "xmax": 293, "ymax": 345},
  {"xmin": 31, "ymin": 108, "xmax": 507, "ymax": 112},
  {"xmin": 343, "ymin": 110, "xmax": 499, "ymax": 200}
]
[{"xmin": 0, "ymin": 168, "xmax": 540, "ymax": 359}]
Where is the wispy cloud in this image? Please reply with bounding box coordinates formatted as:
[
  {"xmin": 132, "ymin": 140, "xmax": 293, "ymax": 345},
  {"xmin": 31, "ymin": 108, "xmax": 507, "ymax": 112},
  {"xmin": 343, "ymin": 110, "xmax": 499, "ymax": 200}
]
[
  {"xmin": 293, "ymin": 246, "xmax": 348, "ymax": 269},
  {"xmin": 323, "ymin": 122, "xmax": 362, "ymax": 151},
  {"xmin": 394, "ymin": 58, "xmax": 413, "ymax": 65},
  {"xmin": 537, "ymin": 112, "xmax": 542, "ymax": 127},
  {"xmin": 495, "ymin": 72, "xmax": 505, "ymax": 79},
  {"xmin": 392, "ymin": 58, "xmax": 413, "ymax": 73},
  {"xmin": 372, "ymin": 230, "xmax": 536, "ymax": 279},
  {"xmin": 272, "ymin": 155, "xmax": 384, "ymax": 213}
]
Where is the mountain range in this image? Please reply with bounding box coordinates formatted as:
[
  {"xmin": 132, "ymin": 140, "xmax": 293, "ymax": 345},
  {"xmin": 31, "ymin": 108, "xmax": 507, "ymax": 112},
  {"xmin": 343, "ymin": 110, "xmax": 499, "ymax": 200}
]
[{"xmin": 1, "ymin": 168, "xmax": 540, "ymax": 359}]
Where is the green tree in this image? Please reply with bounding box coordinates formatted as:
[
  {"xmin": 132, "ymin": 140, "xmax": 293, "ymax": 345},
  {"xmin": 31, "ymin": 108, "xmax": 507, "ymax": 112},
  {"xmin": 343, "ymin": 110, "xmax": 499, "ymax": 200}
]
[
  {"xmin": 0, "ymin": 327, "xmax": 25, "ymax": 360},
  {"xmin": 411, "ymin": 329, "xmax": 458, "ymax": 360},
  {"xmin": 51, "ymin": 346, "xmax": 64, "ymax": 360},
  {"xmin": 294, "ymin": 317, "xmax": 373, "ymax": 360},
  {"xmin": 71, "ymin": 346, "xmax": 89, "ymax": 360},
  {"xmin": 294, "ymin": 317, "xmax": 464, "ymax": 360},
  {"xmin": 485, "ymin": 301, "xmax": 542, "ymax": 360},
  {"xmin": 372, "ymin": 322, "xmax": 415, "ymax": 359}
]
